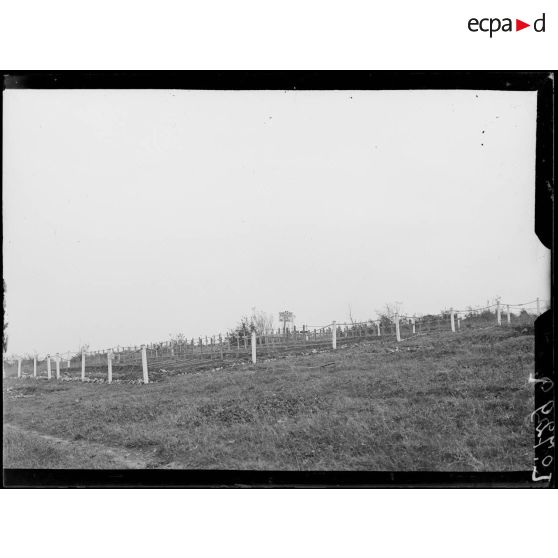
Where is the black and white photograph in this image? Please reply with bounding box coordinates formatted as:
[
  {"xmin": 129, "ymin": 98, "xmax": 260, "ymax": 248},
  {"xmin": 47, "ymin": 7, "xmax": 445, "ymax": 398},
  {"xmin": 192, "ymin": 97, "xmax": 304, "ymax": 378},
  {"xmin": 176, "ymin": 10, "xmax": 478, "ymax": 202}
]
[{"xmin": 1, "ymin": 72, "xmax": 554, "ymax": 486}]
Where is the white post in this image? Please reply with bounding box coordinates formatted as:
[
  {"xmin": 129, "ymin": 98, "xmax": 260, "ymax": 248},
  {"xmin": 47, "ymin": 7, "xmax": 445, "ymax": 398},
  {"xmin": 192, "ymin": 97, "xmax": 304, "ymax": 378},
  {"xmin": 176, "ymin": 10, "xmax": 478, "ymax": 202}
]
[
  {"xmin": 506, "ymin": 304, "xmax": 511, "ymax": 324},
  {"xmin": 332, "ymin": 321, "xmax": 337, "ymax": 349},
  {"xmin": 376, "ymin": 322, "xmax": 381, "ymax": 336},
  {"xmin": 33, "ymin": 355, "xmax": 37, "ymax": 378},
  {"xmin": 17, "ymin": 358, "xmax": 22, "ymax": 378},
  {"xmin": 457, "ymin": 317, "xmax": 461, "ymax": 330},
  {"xmin": 496, "ymin": 300, "xmax": 501, "ymax": 326},
  {"xmin": 450, "ymin": 309, "xmax": 455, "ymax": 333},
  {"xmin": 412, "ymin": 316, "xmax": 416, "ymax": 334},
  {"xmin": 107, "ymin": 350, "xmax": 113, "ymax": 384},
  {"xmin": 55, "ymin": 353, "xmax": 61, "ymax": 379},
  {"xmin": 251, "ymin": 330, "xmax": 257, "ymax": 364},
  {"xmin": 536, "ymin": 297, "xmax": 540, "ymax": 314},
  {"xmin": 141, "ymin": 345, "xmax": 149, "ymax": 384},
  {"xmin": 81, "ymin": 350, "xmax": 86, "ymax": 381},
  {"xmin": 47, "ymin": 355, "xmax": 52, "ymax": 379},
  {"xmin": 67, "ymin": 357, "xmax": 71, "ymax": 369},
  {"xmin": 395, "ymin": 313, "xmax": 401, "ymax": 342}
]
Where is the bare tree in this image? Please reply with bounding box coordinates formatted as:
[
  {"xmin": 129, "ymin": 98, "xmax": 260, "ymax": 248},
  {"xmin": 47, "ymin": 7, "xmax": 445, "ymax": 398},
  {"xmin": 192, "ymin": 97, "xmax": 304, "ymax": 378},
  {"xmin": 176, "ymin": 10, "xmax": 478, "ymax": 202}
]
[
  {"xmin": 374, "ymin": 302, "xmax": 406, "ymax": 331},
  {"xmin": 228, "ymin": 308, "xmax": 275, "ymax": 342},
  {"xmin": 376, "ymin": 302, "xmax": 404, "ymax": 322},
  {"xmin": 169, "ymin": 332, "xmax": 188, "ymax": 344},
  {"xmin": 250, "ymin": 308, "xmax": 274, "ymax": 335}
]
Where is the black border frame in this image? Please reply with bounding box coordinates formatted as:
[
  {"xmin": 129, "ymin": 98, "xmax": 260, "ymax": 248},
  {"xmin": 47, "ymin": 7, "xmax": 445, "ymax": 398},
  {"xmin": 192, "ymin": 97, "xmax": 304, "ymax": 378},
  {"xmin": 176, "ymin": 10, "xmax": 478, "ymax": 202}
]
[{"xmin": 1, "ymin": 71, "xmax": 554, "ymax": 488}]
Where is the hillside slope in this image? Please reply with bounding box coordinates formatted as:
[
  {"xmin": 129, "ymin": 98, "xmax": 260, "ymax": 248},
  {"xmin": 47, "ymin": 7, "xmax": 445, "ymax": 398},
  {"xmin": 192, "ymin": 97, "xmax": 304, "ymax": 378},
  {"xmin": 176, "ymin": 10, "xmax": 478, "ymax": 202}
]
[{"xmin": 3, "ymin": 326, "xmax": 534, "ymax": 470}]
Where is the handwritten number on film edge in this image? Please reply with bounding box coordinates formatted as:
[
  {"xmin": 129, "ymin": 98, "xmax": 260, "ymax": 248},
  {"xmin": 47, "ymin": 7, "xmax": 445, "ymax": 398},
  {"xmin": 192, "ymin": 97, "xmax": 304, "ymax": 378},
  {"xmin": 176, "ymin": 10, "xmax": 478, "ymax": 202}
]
[{"xmin": 531, "ymin": 399, "xmax": 554, "ymax": 482}]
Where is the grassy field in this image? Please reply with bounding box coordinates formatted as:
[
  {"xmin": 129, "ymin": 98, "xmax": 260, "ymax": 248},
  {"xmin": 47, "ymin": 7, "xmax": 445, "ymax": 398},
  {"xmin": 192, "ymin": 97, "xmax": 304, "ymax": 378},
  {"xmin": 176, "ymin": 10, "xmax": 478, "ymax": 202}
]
[{"xmin": 3, "ymin": 325, "xmax": 535, "ymax": 470}]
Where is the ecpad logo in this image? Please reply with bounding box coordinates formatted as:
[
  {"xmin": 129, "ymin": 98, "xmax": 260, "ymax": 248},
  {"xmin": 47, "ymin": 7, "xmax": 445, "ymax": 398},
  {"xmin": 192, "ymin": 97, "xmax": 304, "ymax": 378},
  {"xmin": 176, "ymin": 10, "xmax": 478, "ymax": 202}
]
[{"xmin": 468, "ymin": 13, "xmax": 546, "ymax": 37}]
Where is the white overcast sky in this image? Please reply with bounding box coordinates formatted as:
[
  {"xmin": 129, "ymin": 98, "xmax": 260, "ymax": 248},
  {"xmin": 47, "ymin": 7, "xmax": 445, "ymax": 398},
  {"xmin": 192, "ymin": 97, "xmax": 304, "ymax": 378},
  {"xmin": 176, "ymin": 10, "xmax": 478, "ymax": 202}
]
[{"xmin": 2, "ymin": 89, "xmax": 549, "ymax": 356}]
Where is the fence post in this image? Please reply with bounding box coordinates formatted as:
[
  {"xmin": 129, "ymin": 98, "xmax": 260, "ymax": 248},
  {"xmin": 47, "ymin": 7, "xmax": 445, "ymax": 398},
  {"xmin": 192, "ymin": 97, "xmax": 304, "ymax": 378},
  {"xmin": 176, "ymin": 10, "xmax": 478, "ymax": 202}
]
[
  {"xmin": 33, "ymin": 355, "xmax": 37, "ymax": 378},
  {"xmin": 17, "ymin": 358, "xmax": 22, "ymax": 378},
  {"xmin": 395, "ymin": 313, "xmax": 401, "ymax": 342},
  {"xmin": 141, "ymin": 345, "xmax": 149, "ymax": 384},
  {"xmin": 450, "ymin": 309, "xmax": 455, "ymax": 333},
  {"xmin": 81, "ymin": 350, "xmax": 86, "ymax": 381},
  {"xmin": 107, "ymin": 350, "xmax": 113, "ymax": 384},
  {"xmin": 251, "ymin": 330, "xmax": 257, "ymax": 364},
  {"xmin": 506, "ymin": 304, "xmax": 511, "ymax": 324},
  {"xmin": 376, "ymin": 322, "xmax": 381, "ymax": 336},
  {"xmin": 536, "ymin": 297, "xmax": 540, "ymax": 314},
  {"xmin": 457, "ymin": 316, "xmax": 461, "ymax": 330},
  {"xmin": 496, "ymin": 300, "xmax": 501, "ymax": 326},
  {"xmin": 219, "ymin": 334, "xmax": 223, "ymax": 359},
  {"xmin": 47, "ymin": 355, "xmax": 52, "ymax": 379},
  {"xmin": 412, "ymin": 316, "xmax": 416, "ymax": 334},
  {"xmin": 332, "ymin": 321, "xmax": 337, "ymax": 350},
  {"xmin": 56, "ymin": 353, "xmax": 61, "ymax": 379}
]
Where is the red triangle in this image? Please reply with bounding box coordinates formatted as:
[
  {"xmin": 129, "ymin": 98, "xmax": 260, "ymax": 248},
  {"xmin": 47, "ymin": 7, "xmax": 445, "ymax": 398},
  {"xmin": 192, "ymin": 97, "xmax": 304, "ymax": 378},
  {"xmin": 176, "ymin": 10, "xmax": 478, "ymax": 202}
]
[{"xmin": 516, "ymin": 19, "xmax": 530, "ymax": 31}]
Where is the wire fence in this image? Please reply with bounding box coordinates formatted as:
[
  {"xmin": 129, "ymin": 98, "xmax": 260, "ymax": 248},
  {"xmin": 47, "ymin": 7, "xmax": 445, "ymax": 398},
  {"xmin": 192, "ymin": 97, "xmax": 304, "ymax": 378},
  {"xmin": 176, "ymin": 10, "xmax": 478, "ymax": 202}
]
[{"xmin": 2, "ymin": 297, "xmax": 550, "ymax": 384}]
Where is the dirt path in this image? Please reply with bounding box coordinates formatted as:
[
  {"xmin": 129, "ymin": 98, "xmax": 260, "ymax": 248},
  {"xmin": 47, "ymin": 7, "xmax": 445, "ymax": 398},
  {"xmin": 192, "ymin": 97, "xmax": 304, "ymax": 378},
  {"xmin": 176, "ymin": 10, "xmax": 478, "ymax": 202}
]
[{"xmin": 4, "ymin": 423, "xmax": 156, "ymax": 469}]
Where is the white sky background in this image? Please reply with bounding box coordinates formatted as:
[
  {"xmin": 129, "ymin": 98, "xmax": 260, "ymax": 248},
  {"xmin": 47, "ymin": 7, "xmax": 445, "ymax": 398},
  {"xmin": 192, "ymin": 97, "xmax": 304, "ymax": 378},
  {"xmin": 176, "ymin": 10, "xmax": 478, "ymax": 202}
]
[{"xmin": 3, "ymin": 89, "xmax": 549, "ymax": 356}]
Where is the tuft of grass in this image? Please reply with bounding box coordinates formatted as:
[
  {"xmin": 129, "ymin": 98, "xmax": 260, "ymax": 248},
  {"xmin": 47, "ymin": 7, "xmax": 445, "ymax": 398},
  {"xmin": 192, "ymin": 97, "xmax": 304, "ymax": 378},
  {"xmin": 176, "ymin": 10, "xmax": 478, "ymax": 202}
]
[{"xmin": 3, "ymin": 327, "xmax": 534, "ymax": 470}]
